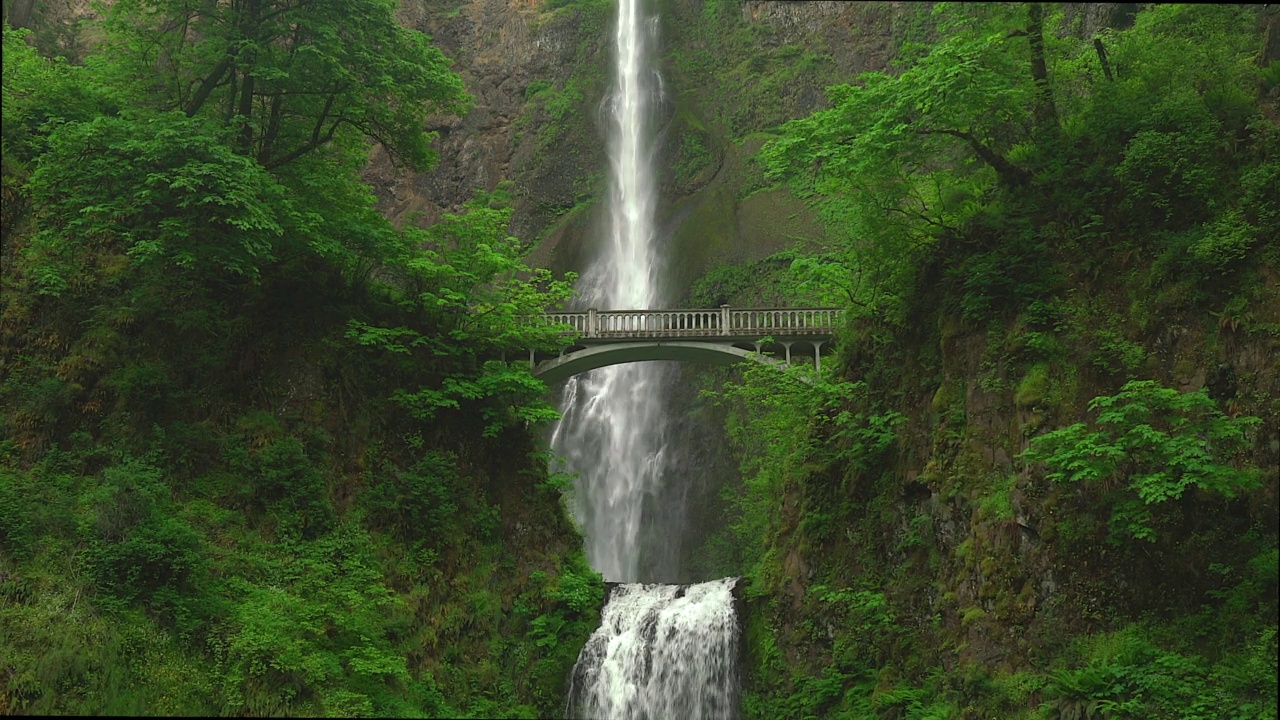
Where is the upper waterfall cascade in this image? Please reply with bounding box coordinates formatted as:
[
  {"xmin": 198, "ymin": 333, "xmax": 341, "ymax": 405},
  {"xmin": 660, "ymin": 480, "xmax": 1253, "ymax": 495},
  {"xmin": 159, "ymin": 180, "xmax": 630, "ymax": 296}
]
[{"xmin": 549, "ymin": 0, "xmax": 672, "ymax": 584}]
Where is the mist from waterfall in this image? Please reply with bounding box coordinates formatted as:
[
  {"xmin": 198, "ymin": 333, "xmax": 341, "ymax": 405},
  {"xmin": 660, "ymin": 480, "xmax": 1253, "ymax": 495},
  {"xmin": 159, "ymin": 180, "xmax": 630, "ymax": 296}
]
[{"xmin": 548, "ymin": 0, "xmax": 676, "ymax": 584}]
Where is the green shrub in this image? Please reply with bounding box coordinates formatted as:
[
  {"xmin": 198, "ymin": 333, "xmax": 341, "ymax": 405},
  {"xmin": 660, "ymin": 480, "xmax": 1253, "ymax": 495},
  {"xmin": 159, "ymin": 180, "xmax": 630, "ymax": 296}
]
[
  {"xmin": 1015, "ymin": 363, "xmax": 1051, "ymax": 408},
  {"xmin": 1042, "ymin": 625, "xmax": 1277, "ymax": 720},
  {"xmin": 1116, "ymin": 115, "xmax": 1222, "ymax": 226},
  {"xmin": 361, "ymin": 449, "xmax": 459, "ymax": 542},
  {"xmin": 0, "ymin": 469, "xmax": 35, "ymax": 559},
  {"xmin": 1023, "ymin": 380, "xmax": 1262, "ymax": 542},
  {"xmin": 1190, "ymin": 209, "xmax": 1260, "ymax": 273},
  {"xmin": 76, "ymin": 459, "xmax": 215, "ymax": 636},
  {"xmin": 250, "ymin": 436, "xmax": 334, "ymax": 539}
]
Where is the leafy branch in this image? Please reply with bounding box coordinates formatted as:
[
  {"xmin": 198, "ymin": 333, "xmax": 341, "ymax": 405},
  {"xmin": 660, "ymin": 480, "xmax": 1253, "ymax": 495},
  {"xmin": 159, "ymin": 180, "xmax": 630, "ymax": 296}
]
[{"xmin": 1022, "ymin": 380, "xmax": 1262, "ymax": 542}]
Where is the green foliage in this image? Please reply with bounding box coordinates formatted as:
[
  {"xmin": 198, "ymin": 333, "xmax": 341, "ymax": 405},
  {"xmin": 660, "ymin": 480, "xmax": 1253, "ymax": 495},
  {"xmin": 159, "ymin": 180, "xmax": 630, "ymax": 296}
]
[
  {"xmin": 7, "ymin": 0, "xmax": 472, "ymax": 298},
  {"xmin": 722, "ymin": 5, "xmax": 1277, "ymax": 719},
  {"xmin": 975, "ymin": 473, "xmax": 1017, "ymax": 523},
  {"xmin": 1058, "ymin": 4, "xmax": 1273, "ymax": 282},
  {"xmin": 1023, "ymin": 380, "xmax": 1261, "ymax": 542},
  {"xmin": 97, "ymin": 0, "xmax": 469, "ymax": 171},
  {"xmin": 343, "ymin": 200, "xmax": 577, "ymax": 437},
  {"xmin": 243, "ymin": 436, "xmax": 335, "ymax": 539},
  {"xmin": 25, "ymin": 110, "xmax": 288, "ymax": 293},
  {"xmin": 1112, "ymin": 95, "xmax": 1224, "ymax": 227},
  {"xmin": 360, "ymin": 449, "xmax": 460, "ymax": 541},
  {"xmin": 811, "ymin": 585, "xmax": 896, "ymax": 659},
  {"xmin": 1016, "ymin": 362, "xmax": 1052, "ymax": 407},
  {"xmin": 76, "ymin": 458, "xmax": 217, "ymax": 633},
  {"xmin": 1189, "ymin": 209, "xmax": 1261, "ymax": 272},
  {"xmin": 701, "ymin": 362, "xmax": 826, "ymax": 587},
  {"xmin": 757, "ymin": 3, "xmax": 1053, "ymax": 323},
  {"xmin": 0, "ymin": 589, "xmax": 221, "ymax": 715},
  {"xmin": 216, "ymin": 523, "xmax": 417, "ymax": 717},
  {"xmin": 686, "ymin": 252, "xmax": 796, "ymax": 307},
  {"xmin": 542, "ymin": 0, "xmax": 610, "ymax": 11},
  {"xmin": 702, "ymin": 360, "xmax": 902, "ymax": 591},
  {"xmin": 1041, "ymin": 625, "xmax": 1278, "ymax": 720},
  {"xmin": 540, "ymin": 80, "xmax": 585, "ymax": 126},
  {"xmin": 0, "ymin": 2, "xmax": 593, "ymax": 715},
  {"xmin": 757, "ymin": 1, "xmax": 1277, "ymax": 327},
  {"xmin": 551, "ymin": 556, "xmax": 604, "ymax": 616},
  {"xmin": 361, "ymin": 201, "xmax": 577, "ymax": 350},
  {"xmin": 673, "ymin": 131, "xmax": 711, "ymax": 184},
  {"xmin": 391, "ymin": 361, "xmax": 564, "ymax": 438},
  {"xmin": 0, "ymin": 469, "xmax": 35, "ymax": 558}
]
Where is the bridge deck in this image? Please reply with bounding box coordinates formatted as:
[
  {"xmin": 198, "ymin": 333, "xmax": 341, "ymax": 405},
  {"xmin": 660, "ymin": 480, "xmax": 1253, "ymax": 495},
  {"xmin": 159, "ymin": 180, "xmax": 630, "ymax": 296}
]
[{"xmin": 537, "ymin": 306, "xmax": 841, "ymax": 341}]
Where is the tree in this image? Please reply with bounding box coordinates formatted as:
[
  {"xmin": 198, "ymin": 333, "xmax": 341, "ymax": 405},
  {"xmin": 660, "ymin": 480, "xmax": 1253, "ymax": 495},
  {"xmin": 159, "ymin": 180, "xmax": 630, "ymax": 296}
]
[
  {"xmin": 7, "ymin": 0, "xmax": 575, "ymax": 442},
  {"xmin": 97, "ymin": 0, "xmax": 469, "ymax": 171},
  {"xmin": 759, "ymin": 3, "xmax": 1052, "ymax": 321},
  {"xmin": 345, "ymin": 199, "xmax": 579, "ymax": 437},
  {"xmin": 11, "ymin": 0, "xmax": 471, "ymax": 294}
]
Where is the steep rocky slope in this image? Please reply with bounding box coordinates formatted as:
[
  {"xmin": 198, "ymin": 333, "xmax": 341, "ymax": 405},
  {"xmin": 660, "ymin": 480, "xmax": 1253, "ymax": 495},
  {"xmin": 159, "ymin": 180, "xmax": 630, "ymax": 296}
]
[{"xmin": 368, "ymin": 0, "xmax": 930, "ymax": 288}]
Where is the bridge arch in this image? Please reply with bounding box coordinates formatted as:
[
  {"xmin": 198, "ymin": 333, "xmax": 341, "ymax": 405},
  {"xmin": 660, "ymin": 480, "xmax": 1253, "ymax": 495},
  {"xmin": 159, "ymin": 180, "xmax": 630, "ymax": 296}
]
[
  {"xmin": 532, "ymin": 341, "xmax": 788, "ymax": 384},
  {"xmin": 525, "ymin": 306, "xmax": 841, "ymax": 383}
]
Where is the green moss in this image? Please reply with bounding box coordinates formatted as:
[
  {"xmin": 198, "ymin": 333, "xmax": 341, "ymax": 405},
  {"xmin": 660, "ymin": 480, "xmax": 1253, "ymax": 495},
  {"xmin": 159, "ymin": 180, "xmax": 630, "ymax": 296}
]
[
  {"xmin": 1015, "ymin": 362, "xmax": 1051, "ymax": 408},
  {"xmin": 976, "ymin": 474, "xmax": 1017, "ymax": 522},
  {"xmin": 960, "ymin": 606, "xmax": 987, "ymax": 627},
  {"xmin": 666, "ymin": 184, "xmax": 739, "ymax": 293},
  {"xmin": 931, "ymin": 379, "xmax": 964, "ymax": 415},
  {"xmin": 673, "ymin": 131, "xmax": 714, "ymax": 188}
]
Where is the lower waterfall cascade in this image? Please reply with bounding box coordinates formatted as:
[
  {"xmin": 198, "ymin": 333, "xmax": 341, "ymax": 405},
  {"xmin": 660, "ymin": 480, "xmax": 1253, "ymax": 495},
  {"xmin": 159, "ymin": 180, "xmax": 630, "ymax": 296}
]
[{"xmin": 566, "ymin": 577, "xmax": 741, "ymax": 720}]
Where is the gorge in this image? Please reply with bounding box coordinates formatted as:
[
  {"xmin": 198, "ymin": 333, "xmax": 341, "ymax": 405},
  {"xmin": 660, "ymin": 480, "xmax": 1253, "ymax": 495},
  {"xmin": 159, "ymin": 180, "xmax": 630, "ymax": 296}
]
[{"xmin": 1, "ymin": 1, "xmax": 1277, "ymax": 718}]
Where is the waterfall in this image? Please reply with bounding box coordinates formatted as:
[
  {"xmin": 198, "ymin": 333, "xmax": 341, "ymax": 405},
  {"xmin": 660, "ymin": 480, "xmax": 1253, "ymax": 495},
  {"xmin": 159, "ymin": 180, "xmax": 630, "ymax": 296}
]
[
  {"xmin": 549, "ymin": 0, "xmax": 674, "ymax": 583},
  {"xmin": 566, "ymin": 578, "xmax": 741, "ymax": 720},
  {"xmin": 553, "ymin": 1, "xmax": 742, "ymax": 717}
]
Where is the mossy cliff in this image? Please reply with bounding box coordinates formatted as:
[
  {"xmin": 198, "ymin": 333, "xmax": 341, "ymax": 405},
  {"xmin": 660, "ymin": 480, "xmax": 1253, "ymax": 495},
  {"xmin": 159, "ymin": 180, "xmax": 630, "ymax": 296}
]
[
  {"xmin": 364, "ymin": 0, "xmax": 924, "ymax": 289},
  {"xmin": 668, "ymin": 3, "xmax": 1280, "ymax": 717},
  {"xmin": 716, "ymin": 266, "xmax": 1279, "ymax": 717},
  {"xmin": 364, "ymin": 0, "xmax": 614, "ymax": 270}
]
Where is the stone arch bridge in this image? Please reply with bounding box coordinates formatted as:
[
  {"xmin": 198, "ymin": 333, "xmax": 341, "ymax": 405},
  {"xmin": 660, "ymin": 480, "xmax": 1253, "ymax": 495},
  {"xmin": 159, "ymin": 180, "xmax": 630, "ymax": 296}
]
[{"xmin": 523, "ymin": 306, "xmax": 842, "ymax": 384}]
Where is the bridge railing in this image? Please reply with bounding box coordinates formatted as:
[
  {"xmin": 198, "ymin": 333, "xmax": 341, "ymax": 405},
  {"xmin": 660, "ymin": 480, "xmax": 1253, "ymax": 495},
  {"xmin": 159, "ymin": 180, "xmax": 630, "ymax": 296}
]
[
  {"xmin": 725, "ymin": 308, "xmax": 841, "ymax": 335},
  {"xmin": 536, "ymin": 306, "xmax": 842, "ymax": 340}
]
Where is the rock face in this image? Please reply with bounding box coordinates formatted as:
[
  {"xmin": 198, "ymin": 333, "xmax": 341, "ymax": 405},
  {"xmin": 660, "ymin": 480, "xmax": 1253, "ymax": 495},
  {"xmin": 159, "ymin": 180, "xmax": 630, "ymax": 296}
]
[
  {"xmin": 364, "ymin": 0, "xmax": 610, "ymax": 254},
  {"xmin": 1061, "ymin": 2, "xmax": 1139, "ymax": 38},
  {"xmin": 370, "ymin": 0, "xmax": 933, "ymax": 295},
  {"xmin": 739, "ymin": 0, "xmax": 904, "ymax": 75},
  {"xmin": 373, "ymin": 1, "xmax": 1155, "ymax": 297},
  {"xmin": 380, "ymin": 1, "xmax": 1142, "ymax": 292}
]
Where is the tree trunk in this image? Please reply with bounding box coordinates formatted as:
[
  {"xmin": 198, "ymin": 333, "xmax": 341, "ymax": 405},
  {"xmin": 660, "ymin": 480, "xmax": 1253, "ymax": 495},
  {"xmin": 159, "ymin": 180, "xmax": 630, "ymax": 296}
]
[
  {"xmin": 1093, "ymin": 38, "xmax": 1114, "ymax": 82},
  {"xmin": 1260, "ymin": 5, "xmax": 1280, "ymax": 68},
  {"xmin": 235, "ymin": 0, "xmax": 262, "ymax": 153},
  {"xmin": 4, "ymin": 0, "xmax": 36, "ymax": 29},
  {"xmin": 919, "ymin": 128, "xmax": 1031, "ymax": 187},
  {"xmin": 1027, "ymin": 3, "xmax": 1060, "ymax": 137}
]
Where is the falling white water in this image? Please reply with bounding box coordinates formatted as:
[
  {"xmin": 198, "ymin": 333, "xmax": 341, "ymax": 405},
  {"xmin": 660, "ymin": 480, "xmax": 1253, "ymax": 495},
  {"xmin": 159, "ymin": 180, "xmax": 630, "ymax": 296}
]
[
  {"xmin": 566, "ymin": 578, "xmax": 741, "ymax": 720},
  {"xmin": 553, "ymin": 2, "xmax": 742, "ymax": 717},
  {"xmin": 549, "ymin": 0, "xmax": 671, "ymax": 583}
]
